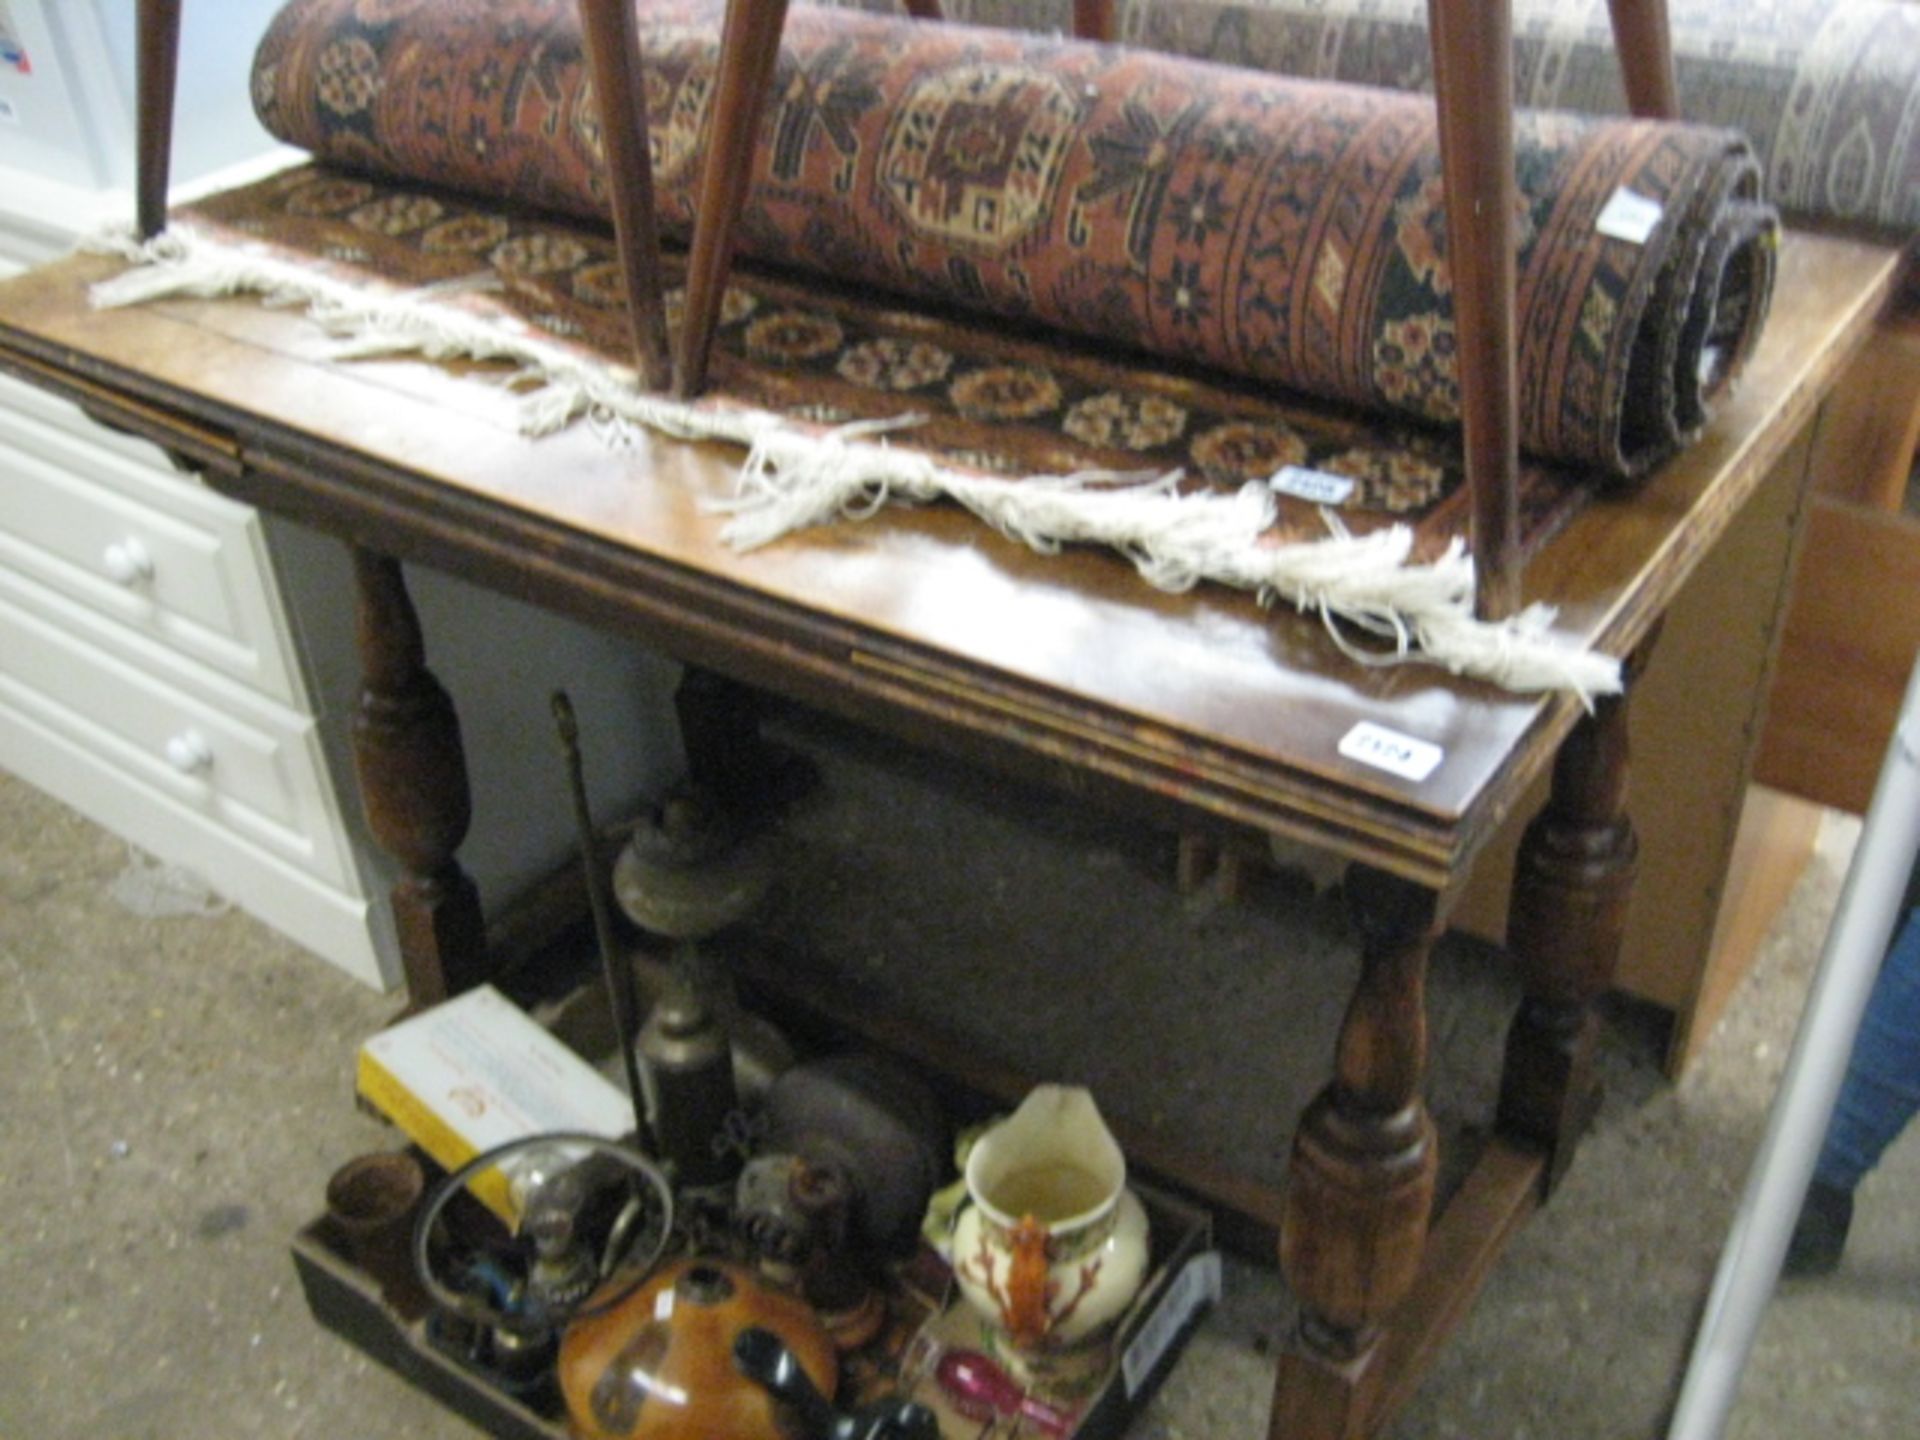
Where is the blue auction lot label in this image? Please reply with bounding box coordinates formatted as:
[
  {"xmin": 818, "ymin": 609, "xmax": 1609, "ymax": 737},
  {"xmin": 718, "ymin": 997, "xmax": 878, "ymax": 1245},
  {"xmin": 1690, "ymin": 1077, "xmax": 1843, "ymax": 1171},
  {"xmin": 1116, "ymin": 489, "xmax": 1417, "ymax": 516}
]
[{"xmin": 1268, "ymin": 464, "xmax": 1356, "ymax": 506}]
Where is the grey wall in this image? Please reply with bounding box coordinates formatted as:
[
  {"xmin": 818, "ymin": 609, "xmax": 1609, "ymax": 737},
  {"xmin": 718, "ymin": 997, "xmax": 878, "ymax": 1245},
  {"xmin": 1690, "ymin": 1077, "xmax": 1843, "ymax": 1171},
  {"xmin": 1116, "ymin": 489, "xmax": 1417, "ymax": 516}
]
[{"xmin": 264, "ymin": 515, "xmax": 689, "ymax": 930}]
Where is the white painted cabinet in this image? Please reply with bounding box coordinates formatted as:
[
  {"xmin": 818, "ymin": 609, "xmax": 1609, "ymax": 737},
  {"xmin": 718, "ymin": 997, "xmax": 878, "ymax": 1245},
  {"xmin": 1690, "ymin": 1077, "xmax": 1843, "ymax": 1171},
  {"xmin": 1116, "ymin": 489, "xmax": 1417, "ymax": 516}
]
[
  {"xmin": 0, "ymin": 0, "xmax": 686, "ymax": 989},
  {"xmin": 0, "ymin": 0, "xmax": 399, "ymax": 983},
  {"xmin": 0, "ymin": 366, "xmax": 398, "ymax": 982}
]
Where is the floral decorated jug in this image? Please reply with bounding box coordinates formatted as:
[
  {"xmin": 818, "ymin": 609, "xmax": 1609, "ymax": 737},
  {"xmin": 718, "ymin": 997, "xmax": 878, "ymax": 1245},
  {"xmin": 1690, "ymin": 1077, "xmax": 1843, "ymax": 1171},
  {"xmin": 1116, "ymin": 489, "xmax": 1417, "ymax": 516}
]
[{"xmin": 950, "ymin": 1086, "xmax": 1150, "ymax": 1387}]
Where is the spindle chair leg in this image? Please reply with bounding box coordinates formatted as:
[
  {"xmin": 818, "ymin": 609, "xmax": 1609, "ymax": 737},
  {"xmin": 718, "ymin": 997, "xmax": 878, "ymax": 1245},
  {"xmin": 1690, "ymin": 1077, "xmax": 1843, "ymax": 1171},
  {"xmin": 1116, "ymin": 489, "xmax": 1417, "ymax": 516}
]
[
  {"xmin": 1427, "ymin": 0, "xmax": 1521, "ymax": 622},
  {"xmin": 676, "ymin": 0, "xmax": 790, "ymax": 398},
  {"xmin": 1605, "ymin": 0, "xmax": 1680, "ymax": 118},
  {"xmin": 136, "ymin": 0, "xmax": 183, "ymax": 239},
  {"xmin": 579, "ymin": 0, "xmax": 674, "ymax": 390},
  {"xmin": 1074, "ymin": 0, "xmax": 1115, "ymax": 42}
]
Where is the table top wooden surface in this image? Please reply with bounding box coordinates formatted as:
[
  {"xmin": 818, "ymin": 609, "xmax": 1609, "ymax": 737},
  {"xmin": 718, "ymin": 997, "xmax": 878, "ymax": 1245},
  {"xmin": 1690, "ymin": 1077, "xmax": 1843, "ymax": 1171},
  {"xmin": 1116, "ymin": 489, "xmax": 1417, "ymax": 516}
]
[{"xmin": 0, "ymin": 230, "xmax": 1901, "ymax": 888}]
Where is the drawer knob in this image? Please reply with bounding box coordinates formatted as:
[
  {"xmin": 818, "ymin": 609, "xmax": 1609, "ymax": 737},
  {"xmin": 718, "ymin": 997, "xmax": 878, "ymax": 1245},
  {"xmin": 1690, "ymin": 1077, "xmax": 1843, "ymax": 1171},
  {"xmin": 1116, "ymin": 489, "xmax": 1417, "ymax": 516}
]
[
  {"xmin": 164, "ymin": 730, "xmax": 214, "ymax": 775},
  {"xmin": 104, "ymin": 537, "xmax": 156, "ymax": 586}
]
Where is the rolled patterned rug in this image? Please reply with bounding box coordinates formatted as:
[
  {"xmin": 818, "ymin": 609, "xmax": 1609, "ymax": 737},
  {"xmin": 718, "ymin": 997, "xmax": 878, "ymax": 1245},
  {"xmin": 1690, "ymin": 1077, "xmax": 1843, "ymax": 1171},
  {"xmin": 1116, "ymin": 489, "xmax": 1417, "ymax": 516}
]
[
  {"xmin": 1109, "ymin": 0, "xmax": 1920, "ymax": 235},
  {"xmin": 249, "ymin": 0, "xmax": 1776, "ymax": 477},
  {"xmin": 845, "ymin": 0, "xmax": 1920, "ymax": 235}
]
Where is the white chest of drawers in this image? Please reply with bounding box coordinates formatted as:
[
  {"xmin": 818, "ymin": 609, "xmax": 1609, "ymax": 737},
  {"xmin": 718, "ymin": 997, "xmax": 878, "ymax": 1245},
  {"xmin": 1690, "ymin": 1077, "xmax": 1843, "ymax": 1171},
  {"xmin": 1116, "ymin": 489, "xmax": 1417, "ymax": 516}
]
[
  {"xmin": 0, "ymin": 282, "xmax": 687, "ymax": 992},
  {"xmin": 0, "ymin": 3, "xmax": 688, "ymax": 991},
  {"xmin": 0, "ymin": 214, "xmax": 686, "ymax": 995},
  {"xmin": 0, "ymin": 359, "xmax": 397, "ymax": 984},
  {"xmin": 0, "ymin": 0, "xmax": 401, "ymax": 984}
]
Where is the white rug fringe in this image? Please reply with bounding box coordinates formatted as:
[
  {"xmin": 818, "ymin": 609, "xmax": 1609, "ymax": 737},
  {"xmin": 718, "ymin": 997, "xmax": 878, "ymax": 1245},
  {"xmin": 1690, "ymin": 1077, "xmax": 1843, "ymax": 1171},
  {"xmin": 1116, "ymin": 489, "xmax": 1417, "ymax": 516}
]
[{"xmin": 83, "ymin": 222, "xmax": 1621, "ymax": 701}]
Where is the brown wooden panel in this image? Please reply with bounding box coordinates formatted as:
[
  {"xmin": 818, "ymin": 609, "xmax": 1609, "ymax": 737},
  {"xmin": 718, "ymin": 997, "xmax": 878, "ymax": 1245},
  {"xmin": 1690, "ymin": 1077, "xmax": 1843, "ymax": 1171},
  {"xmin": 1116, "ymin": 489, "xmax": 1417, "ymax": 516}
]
[
  {"xmin": 1682, "ymin": 785, "xmax": 1824, "ymax": 1067},
  {"xmin": 1806, "ymin": 314, "xmax": 1920, "ymax": 511},
  {"xmin": 1757, "ymin": 498, "xmax": 1920, "ymax": 813}
]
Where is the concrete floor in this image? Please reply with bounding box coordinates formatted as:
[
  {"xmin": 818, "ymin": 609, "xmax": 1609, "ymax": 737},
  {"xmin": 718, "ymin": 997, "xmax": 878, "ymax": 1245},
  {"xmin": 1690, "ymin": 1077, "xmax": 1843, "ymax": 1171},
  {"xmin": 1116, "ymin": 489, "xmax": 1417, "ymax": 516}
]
[{"xmin": 2, "ymin": 759, "xmax": 1916, "ymax": 1440}]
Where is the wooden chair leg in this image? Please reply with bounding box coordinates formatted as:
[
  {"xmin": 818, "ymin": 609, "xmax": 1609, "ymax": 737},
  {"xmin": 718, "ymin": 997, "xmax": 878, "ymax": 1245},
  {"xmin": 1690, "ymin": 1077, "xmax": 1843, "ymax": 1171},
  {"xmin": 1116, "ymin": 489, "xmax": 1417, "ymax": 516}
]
[
  {"xmin": 1426, "ymin": 0, "xmax": 1520, "ymax": 622},
  {"xmin": 350, "ymin": 550, "xmax": 489, "ymax": 1009},
  {"xmin": 136, "ymin": 0, "xmax": 183, "ymax": 239},
  {"xmin": 1605, "ymin": 0, "xmax": 1680, "ymax": 119},
  {"xmin": 1073, "ymin": 0, "xmax": 1116, "ymax": 42},
  {"xmin": 1498, "ymin": 627, "xmax": 1660, "ymax": 1189},
  {"xmin": 676, "ymin": 0, "xmax": 790, "ymax": 398},
  {"xmin": 579, "ymin": 0, "xmax": 674, "ymax": 390},
  {"xmin": 1273, "ymin": 867, "xmax": 1441, "ymax": 1440}
]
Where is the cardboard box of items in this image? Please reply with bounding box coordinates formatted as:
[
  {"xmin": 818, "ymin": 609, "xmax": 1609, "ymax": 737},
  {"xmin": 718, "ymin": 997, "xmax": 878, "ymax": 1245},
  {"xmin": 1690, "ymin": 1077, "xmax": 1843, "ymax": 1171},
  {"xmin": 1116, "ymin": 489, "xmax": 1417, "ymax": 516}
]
[
  {"xmin": 303, "ymin": 984, "xmax": 1219, "ymax": 1438},
  {"xmin": 292, "ymin": 1177, "xmax": 1214, "ymax": 1440},
  {"xmin": 355, "ymin": 984, "xmax": 634, "ymax": 1223}
]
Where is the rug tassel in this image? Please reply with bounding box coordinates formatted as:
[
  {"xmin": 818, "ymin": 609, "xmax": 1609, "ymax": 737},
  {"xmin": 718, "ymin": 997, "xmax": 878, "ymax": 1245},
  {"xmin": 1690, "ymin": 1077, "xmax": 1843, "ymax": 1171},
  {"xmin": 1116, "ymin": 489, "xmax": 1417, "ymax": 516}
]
[{"xmin": 81, "ymin": 221, "xmax": 1621, "ymax": 701}]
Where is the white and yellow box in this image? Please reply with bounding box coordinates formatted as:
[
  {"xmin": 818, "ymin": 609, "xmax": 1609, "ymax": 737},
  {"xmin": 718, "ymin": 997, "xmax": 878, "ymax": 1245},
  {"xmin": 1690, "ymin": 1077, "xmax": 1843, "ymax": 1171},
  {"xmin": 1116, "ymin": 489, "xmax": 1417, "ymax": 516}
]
[{"xmin": 356, "ymin": 983, "xmax": 634, "ymax": 1222}]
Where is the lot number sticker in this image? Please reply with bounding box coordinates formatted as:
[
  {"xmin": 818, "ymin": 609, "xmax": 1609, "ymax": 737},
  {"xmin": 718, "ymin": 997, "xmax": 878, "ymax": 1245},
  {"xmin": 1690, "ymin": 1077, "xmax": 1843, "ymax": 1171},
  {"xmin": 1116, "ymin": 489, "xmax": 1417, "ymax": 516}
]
[{"xmin": 1339, "ymin": 721, "xmax": 1444, "ymax": 782}]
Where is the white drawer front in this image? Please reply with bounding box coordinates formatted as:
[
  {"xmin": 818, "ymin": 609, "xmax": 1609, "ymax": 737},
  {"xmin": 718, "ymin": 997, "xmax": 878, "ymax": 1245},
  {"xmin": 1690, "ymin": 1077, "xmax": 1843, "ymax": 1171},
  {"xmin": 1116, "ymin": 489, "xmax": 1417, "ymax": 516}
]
[
  {"xmin": 0, "ymin": 372, "xmax": 304, "ymax": 703},
  {"xmin": 0, "ymin": 580, "xmax": 357, "ymax": 890},
  {"xmin": 0, "ymin": 700, "xmax": 394, "ymax": 989}
]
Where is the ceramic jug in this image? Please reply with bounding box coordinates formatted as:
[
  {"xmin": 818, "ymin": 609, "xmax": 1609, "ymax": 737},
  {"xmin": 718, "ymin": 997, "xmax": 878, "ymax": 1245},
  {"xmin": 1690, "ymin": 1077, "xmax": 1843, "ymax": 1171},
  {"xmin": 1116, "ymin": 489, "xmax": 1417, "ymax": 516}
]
[{"xmin": 950, "ymin": 1086, "xmax": 1149, "ymax": 1387}]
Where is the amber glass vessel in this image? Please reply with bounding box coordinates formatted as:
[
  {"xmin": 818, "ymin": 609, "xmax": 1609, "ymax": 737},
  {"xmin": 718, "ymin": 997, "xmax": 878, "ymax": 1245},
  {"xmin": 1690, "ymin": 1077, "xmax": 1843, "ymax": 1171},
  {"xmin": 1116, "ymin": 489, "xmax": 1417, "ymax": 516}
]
[{"xmin": 558, "ymin": 1257, "xmax": 838, "ymax": 1439}]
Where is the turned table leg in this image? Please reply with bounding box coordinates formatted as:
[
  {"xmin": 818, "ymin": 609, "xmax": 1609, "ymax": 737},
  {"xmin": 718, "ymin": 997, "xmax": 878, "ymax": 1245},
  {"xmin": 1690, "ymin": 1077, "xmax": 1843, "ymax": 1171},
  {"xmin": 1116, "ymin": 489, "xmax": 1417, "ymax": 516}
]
[
  {"xmin": 1498, "ymin": 630, "xmax": 1660, "ymax": 1189},
  {"xmin": 1272, "ymin": 867, "xmax": 1441, "ymax": 1440},
  {"xmin": 350, "ymin": 549, "xmax": 489, "ymax": 1007}
]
